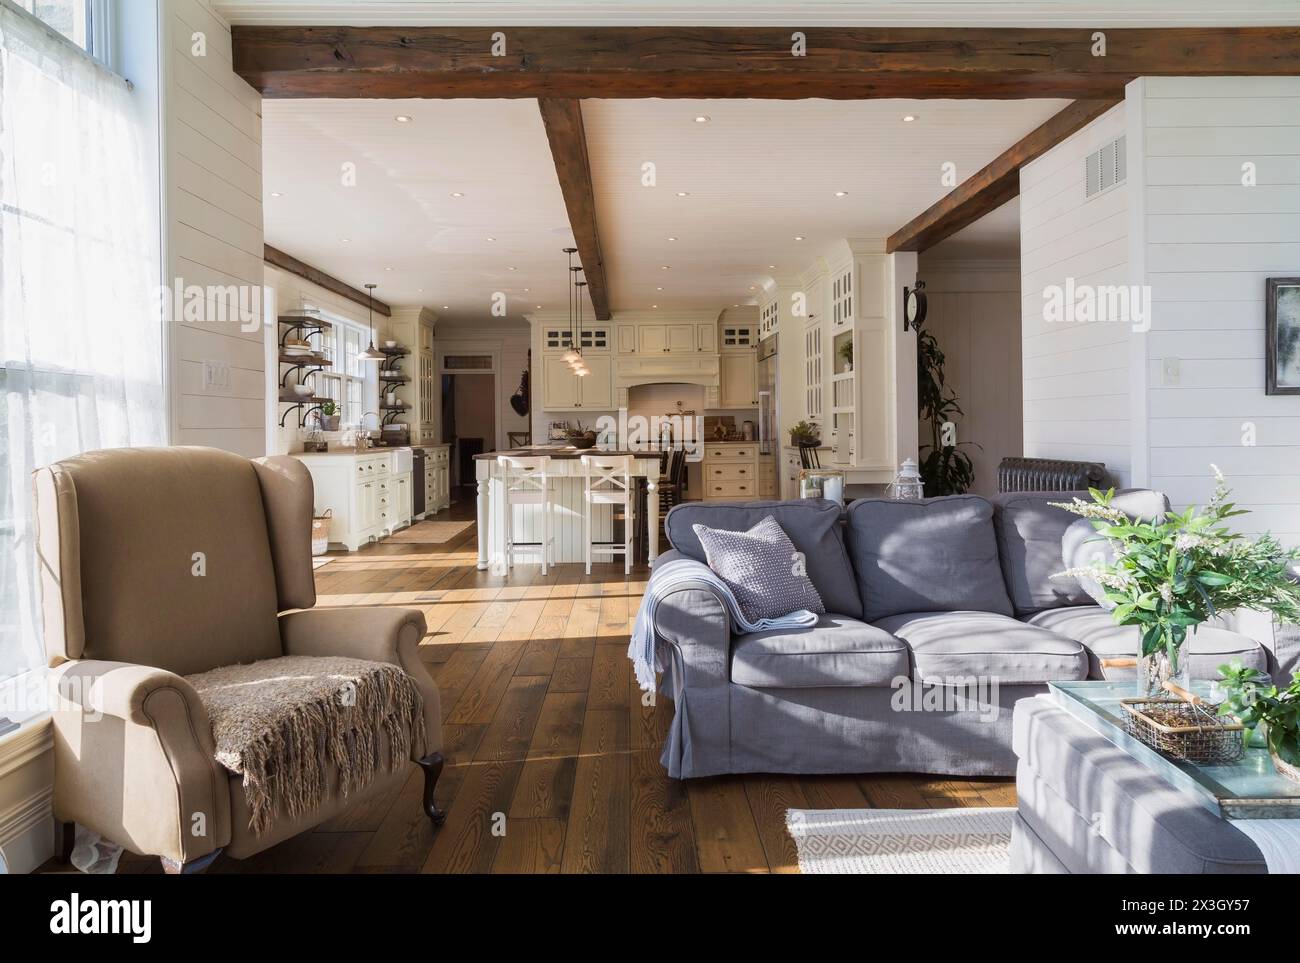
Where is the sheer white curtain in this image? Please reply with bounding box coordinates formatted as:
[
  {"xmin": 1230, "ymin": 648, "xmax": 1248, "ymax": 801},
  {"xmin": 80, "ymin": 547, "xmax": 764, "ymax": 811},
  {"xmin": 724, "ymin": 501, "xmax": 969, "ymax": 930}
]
[{"xmin": 0, "ymin": 1, "xmax": 164, "ymax": 681}]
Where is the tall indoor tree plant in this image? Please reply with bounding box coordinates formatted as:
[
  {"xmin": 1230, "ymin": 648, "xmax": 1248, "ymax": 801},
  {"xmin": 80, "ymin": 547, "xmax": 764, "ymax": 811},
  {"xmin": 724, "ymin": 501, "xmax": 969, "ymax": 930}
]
[
  {"xmin": 1056, "ymin": 469, "xmax": 1300, "ymax": 696},
  {"xmin": 915, "ymin": 315, "xmax": 976, "ymax": 495}
]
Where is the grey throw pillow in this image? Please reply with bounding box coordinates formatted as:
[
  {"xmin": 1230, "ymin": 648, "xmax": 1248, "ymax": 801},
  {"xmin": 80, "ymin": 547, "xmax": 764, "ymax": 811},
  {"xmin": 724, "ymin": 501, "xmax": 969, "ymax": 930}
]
[
  {"xmin": 691, "ymin": 515, "xmax": 825, "ymax": 623},
  {"xmin": 1062, "ymin": 517, "xmax": 1118, "ymax": 609}
]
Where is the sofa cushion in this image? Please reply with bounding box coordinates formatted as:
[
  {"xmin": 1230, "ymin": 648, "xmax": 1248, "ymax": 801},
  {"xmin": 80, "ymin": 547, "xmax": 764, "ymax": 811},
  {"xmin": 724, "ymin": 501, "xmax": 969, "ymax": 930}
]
[
  {"xmin": 1026, "ymin": 605, "xmax": 1269, "ymax": 681},
  {"xmin": 731, "ymin": 614, "xmax": 908, "ymax": 688},
  {"xmin": 665, "ymin": 499, "xmax": 862, "ymax": 618},
  {"xmin": 991, "ymin": 489, "xmax": 1170, "ymax": 616},
  {"xmin": 846, "ymin": 496, "xmax": 1013, "ymax": 622},
  {"xmin": 874, "ymin": 610, "xmax": 1089, "ymax": 685},
  {"xmin": 1061, "ymin": 517, "xmax": 1117, "ymax": 609},
  {"xmin": 691, "ymin": 515, "xmax": 825, "ymax": 622}
]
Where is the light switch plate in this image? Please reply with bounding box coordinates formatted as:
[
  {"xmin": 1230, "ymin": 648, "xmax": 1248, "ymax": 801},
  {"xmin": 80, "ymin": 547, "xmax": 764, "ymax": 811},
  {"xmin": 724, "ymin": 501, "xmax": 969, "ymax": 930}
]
[
  {"xmin": 202, "ymin": 360, "xmax": 231, "ymax": 391},
  {"xmin": 1161, "ymin": 357, "xmax": 1181, "ymax": 386}
]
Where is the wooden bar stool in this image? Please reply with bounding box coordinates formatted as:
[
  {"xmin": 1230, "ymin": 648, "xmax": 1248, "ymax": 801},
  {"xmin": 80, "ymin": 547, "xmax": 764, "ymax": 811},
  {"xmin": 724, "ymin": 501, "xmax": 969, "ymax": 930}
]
[
  {"xmin": 496, "ymin": 455, "xmax": 553, "ymax": 574},
  {"xmin": 580, "ymin": 453, "xmax": 635, "ymax": 575}
]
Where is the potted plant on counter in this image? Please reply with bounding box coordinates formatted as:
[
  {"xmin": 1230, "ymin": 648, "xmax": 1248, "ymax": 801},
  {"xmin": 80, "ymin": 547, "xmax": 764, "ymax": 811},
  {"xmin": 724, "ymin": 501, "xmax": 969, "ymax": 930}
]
[
  {"xmin": 789, "ymin": 420, "xmax": 820, "ymax": 448},
  {"xmin": 318, "ymin": 400, "xmax": 341, "ymax": 431},
  {"xmin": 1056, "ymin": 468, "xmax": 1300, "ymax": 697},
  {"xmin": 1217, "ymin": 664, "xmax": 1300, "ymax": 783}
]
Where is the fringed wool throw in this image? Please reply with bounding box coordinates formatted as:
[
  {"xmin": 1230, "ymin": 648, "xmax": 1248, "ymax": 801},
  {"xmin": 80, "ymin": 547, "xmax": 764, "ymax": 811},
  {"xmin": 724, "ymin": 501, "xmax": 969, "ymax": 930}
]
[{"xmin": 185, "ymin": 655, "xmax": 425, "ymax": 835}]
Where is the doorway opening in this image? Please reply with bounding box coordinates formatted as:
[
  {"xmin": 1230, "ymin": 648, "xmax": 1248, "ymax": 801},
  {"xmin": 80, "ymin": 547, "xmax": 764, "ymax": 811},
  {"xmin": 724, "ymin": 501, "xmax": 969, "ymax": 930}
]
[{"xmin": 440, "ymin": 353, "xmax": 497, "ymax": 496}]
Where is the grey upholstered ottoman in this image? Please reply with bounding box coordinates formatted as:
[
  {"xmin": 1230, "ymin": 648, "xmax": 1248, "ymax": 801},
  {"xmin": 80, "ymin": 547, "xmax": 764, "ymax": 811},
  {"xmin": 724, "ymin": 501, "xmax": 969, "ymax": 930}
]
[{"xmin": 1010, "ymin": 696, "xmax": 1267, "ymax": 874}]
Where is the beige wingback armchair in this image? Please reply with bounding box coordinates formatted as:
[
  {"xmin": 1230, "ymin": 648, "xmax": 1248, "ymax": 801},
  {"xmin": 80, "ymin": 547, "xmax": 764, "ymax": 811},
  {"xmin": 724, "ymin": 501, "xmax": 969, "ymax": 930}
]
[{"xmin": 33, "ymin": 446, "xmax": 444, "ymax": 873}]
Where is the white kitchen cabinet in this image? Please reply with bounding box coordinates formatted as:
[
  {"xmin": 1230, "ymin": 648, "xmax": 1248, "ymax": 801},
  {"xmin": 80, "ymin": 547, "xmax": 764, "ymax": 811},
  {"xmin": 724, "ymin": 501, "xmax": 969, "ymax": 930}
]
[
  {"xmin": 616, "ymin": 323, "xmax": 638, "ymax": 354},
  {"xmin": 542, "ymin": 355, "xmax": 582, "ymax": 408},
  {"xmin": 541, "ymin": 353, "xmax": 612, "ymax": 409},
  {"xmin": 421, "ymin": 443, "xmax": 451, "ymax": 516},
  {"xmin": 636, "ymin": 323, "xmax": 696, "ymax": 355},
  {"xmin": 719, "ymin": 353, "xmax": 758, "ymax": 408},
  {"xmin": 296, "ymin": 451, "xmax": 412, "ymax": 551},
  {"xmin": 720, "ymin": 324, "xmax": 757, "ymax": 350},
  {"xmin": 695, "ymin": 323, "xmax": 718, "ymax": 353},
  {"xmin": 578, "ymin": 354, "xmax": 613, "ymax": 408}
]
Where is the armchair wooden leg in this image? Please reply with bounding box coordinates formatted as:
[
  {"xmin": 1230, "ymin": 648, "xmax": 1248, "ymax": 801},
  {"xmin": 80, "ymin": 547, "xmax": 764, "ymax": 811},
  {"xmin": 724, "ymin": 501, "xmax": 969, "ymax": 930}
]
[
  {"xmin": 160, "ymin": 848, "xmax": 222, "ymax": 875},
  {"xmin": 418, "ymin": 751, "xmax": 447, "ymax": 825}
]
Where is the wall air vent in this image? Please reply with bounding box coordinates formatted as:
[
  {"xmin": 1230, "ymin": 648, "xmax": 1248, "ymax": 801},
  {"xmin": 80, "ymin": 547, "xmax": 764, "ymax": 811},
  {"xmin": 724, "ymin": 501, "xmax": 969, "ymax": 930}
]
[{"xmin": 1084, "ymin": 134, "xmax": 1126, "ymax": 199}]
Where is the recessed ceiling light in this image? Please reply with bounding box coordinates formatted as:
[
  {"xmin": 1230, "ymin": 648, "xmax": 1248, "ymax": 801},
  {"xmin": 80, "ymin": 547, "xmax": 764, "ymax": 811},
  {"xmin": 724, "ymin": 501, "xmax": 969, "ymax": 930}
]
[
  {"xmin": 341, "ymin": 238, "xmax": 350, "ymax": 243},
  {"xmin": 442, "ymin": 305, "xmax": 449, "ymax": 310},
  {"xmin": 507, "ymin": 266, "xmax": 517, "ymax": 271},
  {"xmin": 536, "ymin": 305, "xmax": 542, "ymax": 309},
  {"xmin": 656, "ymin": 286, "xmax": 663, "ymax": 291},
  {"xmin": 385, "ymin": 266, "xmax": 393, "ymax": 271},
  {"xmin": 834, "ymin": 191, "xmax": 848, "ymax": 197},
  {"xmin": 794, "ymin": 236, "xmax": 805, "ymax": 241},
  {"xmin": 395, "ymin": 115, "xmax": 412, "ymax": 123},
  {"xmin": 486, "ymin": 236, "xmax": 496, "ymax": 242},
  {"xmin": 749, "ymin": 285, "xmax": 756, "ymax": 290},
  {"xmin": 450, "ymin": 191, "xmax": 464, "ymax": 197},
  {"xmin": 660, "ymin": 265, "xmax": 670, "ymax": 271},
  {"xmin": 694, "ymin": 115, "xmax": 710, "ymax": 123},
  {"xmin": 667, "ymin": 236, "xmax": 677, "ymax": 242},
  {"xmin": 902, "ymin": 115, "xmax": 917, "ymax": 123},
  {"xmin": 676, "ymin": 191, "xmax": 690, "ymax": 197},
  {"xmin": 768, "ymin": 264, "xmax": 776, "ymax": 269},
  {"xmin": 417, "ymin": 288, "xmax": 424, "ymax": 292},
  {"xmin": 523, "ymin": 287, "xmax": 530, "ymax": 292},
  {"xmin": 270, "ymin": 192, "xmax": 282, "ymax": 197}
]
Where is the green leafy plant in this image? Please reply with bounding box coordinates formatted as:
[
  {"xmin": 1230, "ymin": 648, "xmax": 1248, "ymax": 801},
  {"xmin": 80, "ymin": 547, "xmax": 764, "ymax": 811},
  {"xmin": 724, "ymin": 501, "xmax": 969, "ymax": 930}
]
[
  {"xmin": 915, "ymin": 316, "xmax": 977, "ymax": 495},
  {"xmin": 837, "ymin": 340, "xmax": 853, "ymax": 367},
  {"xmin": 788, "ymin": 420, "xmax": 820, "ymax": 445},
  {"xmin": 1054, "ymin": 470, "xmax": 1300, "ymax": 674},
  {"xmin": 1216, "ymin": 663, "xmax": 1300, "ymax": 769},
  {"xmin": 318, "ymin": 400, "xmax": 337, "ymax": 416}
]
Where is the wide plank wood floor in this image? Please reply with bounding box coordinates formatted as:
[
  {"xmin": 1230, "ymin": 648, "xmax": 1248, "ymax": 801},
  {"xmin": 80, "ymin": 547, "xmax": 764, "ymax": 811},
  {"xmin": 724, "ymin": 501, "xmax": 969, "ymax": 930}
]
[{"xmin": 103, "ymin": 495, "xmax": 1013, "ymax": 875}]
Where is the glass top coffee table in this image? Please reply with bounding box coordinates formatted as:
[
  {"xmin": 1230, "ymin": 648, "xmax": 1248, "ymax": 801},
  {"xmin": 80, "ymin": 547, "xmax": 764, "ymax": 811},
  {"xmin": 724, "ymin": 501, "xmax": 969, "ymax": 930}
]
[{"xmin": 1049, "ymin": 680, "xmax": 1300, "ymax": 820}]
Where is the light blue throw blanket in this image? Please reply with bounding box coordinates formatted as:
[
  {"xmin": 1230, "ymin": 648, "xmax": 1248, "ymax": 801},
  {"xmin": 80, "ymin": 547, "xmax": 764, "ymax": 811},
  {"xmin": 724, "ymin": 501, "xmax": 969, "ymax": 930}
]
[{"xmin": 629, "ymin": 557, "xmax": 819, "ymax": 691}]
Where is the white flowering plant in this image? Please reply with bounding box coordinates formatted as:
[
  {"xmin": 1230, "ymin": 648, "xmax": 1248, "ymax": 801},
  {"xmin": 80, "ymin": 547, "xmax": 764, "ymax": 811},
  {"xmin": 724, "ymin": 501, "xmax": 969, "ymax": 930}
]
[{"xmin": 1053, "ymin": 469, "xmax": 1300, "ymax": 664}]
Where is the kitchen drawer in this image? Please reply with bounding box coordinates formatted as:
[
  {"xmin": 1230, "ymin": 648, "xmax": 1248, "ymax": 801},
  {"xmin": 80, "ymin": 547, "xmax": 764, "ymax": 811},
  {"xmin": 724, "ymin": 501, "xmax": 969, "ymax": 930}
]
[
  {"xmin": 706, "ymin": 463, "xmax": 755, "ymax": 481},
  {"xmin": 759, "ymin": 478, "xmax": 778, "ymax": 497},
  {"xmin": 706, "ymin": 479, "xmax": 754, "ymax": 499},
  {"xmin": 704, "ymin": 445, "xmax": 758, "ymax": 461}
]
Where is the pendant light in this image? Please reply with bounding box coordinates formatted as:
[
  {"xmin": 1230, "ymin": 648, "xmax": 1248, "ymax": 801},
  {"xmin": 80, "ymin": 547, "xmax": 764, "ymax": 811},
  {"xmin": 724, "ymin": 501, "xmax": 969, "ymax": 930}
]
[
  {"xmin": 359, "ymin": 283, "xmax": 386, "ymax": 361},
  {"xmin": 573, "ymin": 279, "xmax": 590, "ymax": 376},
  {"xmin": 561, "ymin": 248, "xmax": 580, "ymax": 365},
  {"xmin": 569, "ymin": 265, "xmax": 585, "ymax": 371}
]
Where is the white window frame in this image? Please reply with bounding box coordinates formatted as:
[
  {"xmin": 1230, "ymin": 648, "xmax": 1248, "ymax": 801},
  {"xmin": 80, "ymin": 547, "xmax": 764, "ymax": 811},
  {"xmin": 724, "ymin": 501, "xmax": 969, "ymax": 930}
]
[
  {"xmin": 7, "ymin": 0, "xmax": 114, "ymax": 68},
  {"xmin": 312, "ymin": 312, "xmax": 374, "ymax": 429}
]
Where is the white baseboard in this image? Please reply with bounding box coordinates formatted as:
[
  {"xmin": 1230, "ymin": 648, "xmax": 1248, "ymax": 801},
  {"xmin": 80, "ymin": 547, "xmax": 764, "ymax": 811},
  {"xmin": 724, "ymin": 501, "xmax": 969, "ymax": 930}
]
[
  {"xmin": 0, "ymin": 786, "xmax": 54, "ymax": 874},
  {"xmin": 0, "ymin": 717, "xmax": 55, "ymax": 874}
]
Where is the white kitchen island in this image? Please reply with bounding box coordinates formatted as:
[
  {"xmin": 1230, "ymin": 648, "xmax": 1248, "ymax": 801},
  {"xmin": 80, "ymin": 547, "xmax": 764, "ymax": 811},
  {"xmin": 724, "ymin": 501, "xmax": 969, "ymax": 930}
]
[{"xmin": 474, "ymin": 447, "xmax": 661, "ymax": 571}]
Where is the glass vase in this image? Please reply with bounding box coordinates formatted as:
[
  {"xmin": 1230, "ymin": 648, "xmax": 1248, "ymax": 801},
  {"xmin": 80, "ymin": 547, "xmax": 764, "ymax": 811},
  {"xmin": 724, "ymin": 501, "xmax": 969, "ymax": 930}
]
[{"xmin": 1139, "ymin": 641, "xmax": 1190, "ymax": 698}]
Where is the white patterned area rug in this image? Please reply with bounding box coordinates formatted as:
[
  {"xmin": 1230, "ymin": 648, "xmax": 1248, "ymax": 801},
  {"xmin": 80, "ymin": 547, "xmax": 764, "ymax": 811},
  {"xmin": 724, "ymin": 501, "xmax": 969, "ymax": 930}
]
[{"xmin": 786, "ymin": 807, "xmax": 1014, "ymax": 874}]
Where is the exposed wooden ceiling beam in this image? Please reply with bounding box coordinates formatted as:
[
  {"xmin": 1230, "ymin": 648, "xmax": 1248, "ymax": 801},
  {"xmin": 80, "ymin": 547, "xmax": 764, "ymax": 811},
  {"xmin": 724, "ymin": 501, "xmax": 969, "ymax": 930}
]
[
  {"xmin": 538, "ymin": 97, "xmax": 611, "ymax": 321},
  {"xmin": 264, "ymin": 244, "xmax": 393, "ymax": 317},
  {"xmin": 886, "ymin": 98, "xmax": 1120, "ymax": 254},
  {"xmin": 232, "ymin": 26, "xmax": 1300, "ymax": 99}
]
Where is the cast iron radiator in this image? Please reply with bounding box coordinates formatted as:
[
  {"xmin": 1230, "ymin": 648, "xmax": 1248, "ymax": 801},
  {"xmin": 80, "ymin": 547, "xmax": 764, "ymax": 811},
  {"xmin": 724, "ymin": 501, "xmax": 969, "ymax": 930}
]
[{"xmin": 997, "ymin": 456, "xmax": 1108, "ymax": 493}]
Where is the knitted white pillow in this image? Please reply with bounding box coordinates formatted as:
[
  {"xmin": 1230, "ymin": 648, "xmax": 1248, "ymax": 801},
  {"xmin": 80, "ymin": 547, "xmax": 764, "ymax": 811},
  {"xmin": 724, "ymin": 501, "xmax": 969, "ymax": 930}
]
[{"xmin": 691, "ymin": 515, "xmax": 825, "ymax": 623}]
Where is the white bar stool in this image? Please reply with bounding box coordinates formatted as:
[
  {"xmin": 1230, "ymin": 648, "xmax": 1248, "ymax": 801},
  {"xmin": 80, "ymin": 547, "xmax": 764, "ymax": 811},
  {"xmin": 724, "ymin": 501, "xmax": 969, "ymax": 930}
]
[
  {"xmin": 496, "ymin": 455, "xmax": 553, "ymax": 574},
  {"xmin": 580, "ymin": 454, "xmax": 635, "ymax": 575}
]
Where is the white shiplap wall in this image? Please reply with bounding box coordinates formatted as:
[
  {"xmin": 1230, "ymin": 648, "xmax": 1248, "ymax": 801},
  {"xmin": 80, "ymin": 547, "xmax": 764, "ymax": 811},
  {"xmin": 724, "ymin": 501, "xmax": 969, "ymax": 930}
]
[
  {"xmin": 1019, "ymin": 103, "xmax": 1135, "ymax": 486},
  {"xmin": 915, "ymin": 258, "xmax": 1023, "ymax": 497},
  {"xmin": 1136, "ymin": 76, "xmax": 1300, "ymax": 542},
  {"xmin": 165, "ymin": 0, "xmax": 265, "ymax": 456}
]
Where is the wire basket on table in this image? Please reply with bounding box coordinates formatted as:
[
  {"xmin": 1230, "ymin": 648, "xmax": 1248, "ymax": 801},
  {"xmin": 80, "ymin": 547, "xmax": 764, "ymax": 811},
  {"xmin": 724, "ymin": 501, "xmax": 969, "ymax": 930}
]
[{"xmin": 1120, "ymin": 687, "xmax": 1245, "ymax": 764}]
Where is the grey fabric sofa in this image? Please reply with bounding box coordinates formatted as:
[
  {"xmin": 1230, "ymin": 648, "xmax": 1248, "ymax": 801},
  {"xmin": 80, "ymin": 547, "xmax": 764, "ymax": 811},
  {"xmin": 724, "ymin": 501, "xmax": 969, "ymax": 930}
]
[{"xmin": 647, "ymin": 493, "xmax": 1273, "ymax": 780}]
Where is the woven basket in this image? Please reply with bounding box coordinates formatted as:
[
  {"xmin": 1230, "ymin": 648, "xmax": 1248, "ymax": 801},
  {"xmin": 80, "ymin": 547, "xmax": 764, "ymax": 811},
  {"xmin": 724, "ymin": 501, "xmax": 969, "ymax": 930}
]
[{"xmin": 311, "ymin": 509, "xmax": 332, "ymax": 556}]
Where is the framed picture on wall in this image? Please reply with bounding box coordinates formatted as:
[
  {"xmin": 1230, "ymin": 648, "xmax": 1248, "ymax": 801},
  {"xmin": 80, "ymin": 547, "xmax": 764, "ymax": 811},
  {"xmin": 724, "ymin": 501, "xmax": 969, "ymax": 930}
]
[{"xmin": 1266, "ymin": 277, "xmax": 1300, "ymax": 395}]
